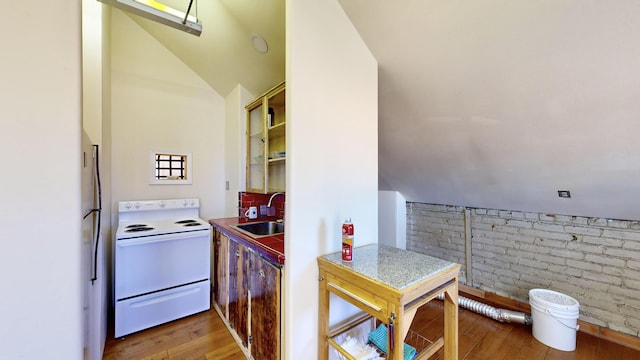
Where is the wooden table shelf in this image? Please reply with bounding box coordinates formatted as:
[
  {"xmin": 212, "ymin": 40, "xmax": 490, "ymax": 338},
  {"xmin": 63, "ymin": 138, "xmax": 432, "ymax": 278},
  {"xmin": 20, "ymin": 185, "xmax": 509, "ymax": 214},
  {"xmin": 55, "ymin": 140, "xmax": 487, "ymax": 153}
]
[{"xmin": 318, "ymin": 244, "xmax": 461, "ymax": 360}]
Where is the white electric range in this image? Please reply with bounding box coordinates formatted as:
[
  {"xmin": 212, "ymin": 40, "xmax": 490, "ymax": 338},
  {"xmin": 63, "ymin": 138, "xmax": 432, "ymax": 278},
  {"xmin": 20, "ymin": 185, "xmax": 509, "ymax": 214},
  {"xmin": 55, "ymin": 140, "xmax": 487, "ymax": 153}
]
[{"xmin": 114, "ymin": 198, "xmax": 211, "ymax": 337}]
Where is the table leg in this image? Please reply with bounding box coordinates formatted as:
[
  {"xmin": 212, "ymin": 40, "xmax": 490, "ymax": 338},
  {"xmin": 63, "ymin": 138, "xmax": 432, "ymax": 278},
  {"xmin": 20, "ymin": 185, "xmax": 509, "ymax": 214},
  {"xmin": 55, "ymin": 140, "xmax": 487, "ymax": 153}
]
[
  {"xmin": 443, "ymin": 283, "xmax": 459, "ymax": 360},
  {"xmin": 318, "ymin": 271, "xmax": 330, "ymax": 359}
]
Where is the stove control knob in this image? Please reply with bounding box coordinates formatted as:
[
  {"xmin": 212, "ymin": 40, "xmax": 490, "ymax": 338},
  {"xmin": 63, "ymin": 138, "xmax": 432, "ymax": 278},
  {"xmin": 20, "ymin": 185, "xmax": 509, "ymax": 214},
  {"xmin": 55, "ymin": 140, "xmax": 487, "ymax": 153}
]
[
  {"xmin": 134, "ymin": 202, "xmax": 141, "ymax": 209},
  {"xmin": 124, "ymin": 202, "xmax": 132, "ymax": 210},
  {"xmin": 159, "ymin": 200, "xmax": 166, "ymax": 208},
  {"xmin": 189, "ymin": 199, "xmax": 195, "ymax": 206},
  {"xmin": 183, "ymin": 200, "xmax": 188, "ymax": 207}
]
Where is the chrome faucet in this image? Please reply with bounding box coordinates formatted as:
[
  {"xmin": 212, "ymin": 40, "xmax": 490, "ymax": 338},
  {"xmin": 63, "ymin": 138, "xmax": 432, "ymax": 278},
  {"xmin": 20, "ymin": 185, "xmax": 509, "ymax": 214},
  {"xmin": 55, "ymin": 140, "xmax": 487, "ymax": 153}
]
[{"xmin": 267, "ymin": 192, "xmax": 284, "ymax": 207}]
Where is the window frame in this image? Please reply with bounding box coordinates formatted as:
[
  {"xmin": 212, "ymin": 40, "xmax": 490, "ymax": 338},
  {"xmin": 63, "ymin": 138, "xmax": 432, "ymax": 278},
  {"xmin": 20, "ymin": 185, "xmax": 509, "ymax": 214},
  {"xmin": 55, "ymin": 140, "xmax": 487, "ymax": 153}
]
[{"xmin": 149, "ymin": 151, "xmax": 193, "ymax": 185}]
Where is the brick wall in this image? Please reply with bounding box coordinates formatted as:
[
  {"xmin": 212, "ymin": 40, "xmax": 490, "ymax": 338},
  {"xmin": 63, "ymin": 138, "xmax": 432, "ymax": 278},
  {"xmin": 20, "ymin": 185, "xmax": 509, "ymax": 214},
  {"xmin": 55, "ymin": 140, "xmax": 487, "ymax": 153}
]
[{"xmin": 407, "ymin": 202, "xmax": 640, "ymax": 337}]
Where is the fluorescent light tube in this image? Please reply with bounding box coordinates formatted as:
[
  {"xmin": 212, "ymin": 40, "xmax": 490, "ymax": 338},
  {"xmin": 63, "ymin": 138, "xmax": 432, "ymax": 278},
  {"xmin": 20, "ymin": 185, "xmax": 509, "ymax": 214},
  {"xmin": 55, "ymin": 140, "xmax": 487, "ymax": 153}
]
[{"xmin": 98, "ymin": 0, "xmax": 202, "ymax": 36}]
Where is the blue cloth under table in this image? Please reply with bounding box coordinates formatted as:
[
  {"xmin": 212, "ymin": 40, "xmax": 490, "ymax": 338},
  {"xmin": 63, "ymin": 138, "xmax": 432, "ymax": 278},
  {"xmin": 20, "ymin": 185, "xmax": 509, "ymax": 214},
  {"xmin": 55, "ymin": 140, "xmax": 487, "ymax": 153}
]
[{"xmin": 368, "ymin": 324, "xmax": 417, "ymax": 360}]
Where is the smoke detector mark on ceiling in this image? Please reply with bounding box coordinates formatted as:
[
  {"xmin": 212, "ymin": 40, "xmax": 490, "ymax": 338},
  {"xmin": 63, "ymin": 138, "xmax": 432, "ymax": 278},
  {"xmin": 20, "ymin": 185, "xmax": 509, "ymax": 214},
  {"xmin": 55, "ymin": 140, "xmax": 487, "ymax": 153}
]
[{"xmin": 251, "ymin": 34, "xmax": 269, "ymax": 54}]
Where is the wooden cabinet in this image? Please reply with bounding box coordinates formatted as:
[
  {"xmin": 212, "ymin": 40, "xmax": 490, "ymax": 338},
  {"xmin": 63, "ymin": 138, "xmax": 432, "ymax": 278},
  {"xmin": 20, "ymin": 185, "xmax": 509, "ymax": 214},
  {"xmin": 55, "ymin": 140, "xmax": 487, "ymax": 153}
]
[
  {"xmin": 214, "ymin": 230, "xmax": 228, "ymax": 318},
  {"xmin": 246, "ymin": 81, "xmax": 286, "ymax": 194},
  {"xmin": 249, "ymin": 251, "xmax": 281, "ymax": 360},
  {"xmin": 213, "ymin": 229, "xmax": 282, "ymax": 359},
  {"xmin": 229, "ymin": 239, "xmax": 249, "ymax": 346}
]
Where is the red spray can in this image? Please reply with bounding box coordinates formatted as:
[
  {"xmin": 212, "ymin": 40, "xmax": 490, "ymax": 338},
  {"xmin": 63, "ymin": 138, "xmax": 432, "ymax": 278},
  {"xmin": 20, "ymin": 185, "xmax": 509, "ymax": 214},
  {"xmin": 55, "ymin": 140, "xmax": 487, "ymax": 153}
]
[{"xmin": 342, "ymin": 217, "xmax": 354, "ymax": 262}]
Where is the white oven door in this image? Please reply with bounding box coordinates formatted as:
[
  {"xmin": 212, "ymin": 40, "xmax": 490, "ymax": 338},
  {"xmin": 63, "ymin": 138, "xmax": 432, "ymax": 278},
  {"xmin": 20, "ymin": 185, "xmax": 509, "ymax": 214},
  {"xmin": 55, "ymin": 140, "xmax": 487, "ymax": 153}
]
[{"xmin": 115, "ymin": 230, "xmax": 210, "ymax": 300}]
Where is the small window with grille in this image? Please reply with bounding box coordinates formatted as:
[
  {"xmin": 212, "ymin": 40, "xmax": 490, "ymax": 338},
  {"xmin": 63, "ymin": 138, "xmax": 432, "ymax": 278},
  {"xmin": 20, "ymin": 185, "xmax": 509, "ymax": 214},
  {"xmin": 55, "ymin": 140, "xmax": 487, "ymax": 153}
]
[{"xmin": 150, "ymin": 151, "xmax": 192, "ymax": 184}]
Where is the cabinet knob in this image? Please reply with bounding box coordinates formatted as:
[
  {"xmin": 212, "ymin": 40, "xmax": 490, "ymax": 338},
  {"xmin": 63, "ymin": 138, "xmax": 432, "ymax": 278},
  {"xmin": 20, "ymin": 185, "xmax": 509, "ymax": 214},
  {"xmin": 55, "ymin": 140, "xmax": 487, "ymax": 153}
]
[
  {"xmin": 235, "ymin": 250, "xmax": 240, "ymax": 257},
  {"xmin": 258, "ymin": 269, "xmax": 265, "ymax": 278}
]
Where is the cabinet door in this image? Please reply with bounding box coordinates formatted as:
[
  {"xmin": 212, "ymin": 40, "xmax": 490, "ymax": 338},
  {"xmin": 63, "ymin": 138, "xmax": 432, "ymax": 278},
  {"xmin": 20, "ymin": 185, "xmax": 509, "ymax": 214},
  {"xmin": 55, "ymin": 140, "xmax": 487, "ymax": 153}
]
[
  {"xmin": 266, "ymin": 86, "xmax": 286, "ymax": 193},
  {"xmin": 249, "ymin": 252, "xmax": 281, "ymax": 360},
  {"xmin": 228, "ymin": 240, "xmax": 249, "ymax": 346},
  {"xmin": 214, "ymin": 231, "xmax": 229, "ymax": 318},
  {"xmin": 246, "ymin": 101, "xmax": 266, "ymax": 193}
]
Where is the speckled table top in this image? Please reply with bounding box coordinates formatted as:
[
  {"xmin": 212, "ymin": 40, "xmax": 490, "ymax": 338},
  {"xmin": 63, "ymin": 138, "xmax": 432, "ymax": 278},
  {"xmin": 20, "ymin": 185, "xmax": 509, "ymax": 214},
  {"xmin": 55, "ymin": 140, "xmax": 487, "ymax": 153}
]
[{"xmin": 319, "ymin": 244, "xmax": 457, "ymax": 290}]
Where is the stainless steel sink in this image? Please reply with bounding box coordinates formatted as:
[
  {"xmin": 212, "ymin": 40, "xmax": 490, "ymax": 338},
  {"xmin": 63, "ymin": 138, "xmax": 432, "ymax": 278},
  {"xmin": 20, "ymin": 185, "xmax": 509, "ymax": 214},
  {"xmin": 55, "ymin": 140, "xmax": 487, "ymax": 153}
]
[{"xmin": 232, "ymin": 221, "xmax": 284, "ymax": 237}]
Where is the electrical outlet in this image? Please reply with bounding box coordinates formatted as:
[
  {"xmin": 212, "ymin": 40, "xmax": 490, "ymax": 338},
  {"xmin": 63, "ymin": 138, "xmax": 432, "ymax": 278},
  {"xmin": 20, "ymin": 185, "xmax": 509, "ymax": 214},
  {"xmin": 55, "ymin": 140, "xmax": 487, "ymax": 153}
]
[{"xmin": 557, "ymin": 190, "xmax": 571, "ymax": 198}]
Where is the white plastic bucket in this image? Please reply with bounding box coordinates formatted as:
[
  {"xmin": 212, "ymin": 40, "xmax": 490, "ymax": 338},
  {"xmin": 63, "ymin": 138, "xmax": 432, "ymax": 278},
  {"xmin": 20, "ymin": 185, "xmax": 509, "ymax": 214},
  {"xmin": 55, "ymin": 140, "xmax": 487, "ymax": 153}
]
[{"xmin": 529, "ymin": 289, "xmax": 580, "ymax": 351}]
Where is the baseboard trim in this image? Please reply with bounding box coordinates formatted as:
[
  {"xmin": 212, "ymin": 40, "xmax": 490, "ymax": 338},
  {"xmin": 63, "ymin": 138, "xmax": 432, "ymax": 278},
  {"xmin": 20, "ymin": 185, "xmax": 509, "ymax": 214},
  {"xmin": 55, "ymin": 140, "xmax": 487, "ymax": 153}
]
[{"xmin": 458, "ymin": 284, "xmax": 640, "ymax": 352}]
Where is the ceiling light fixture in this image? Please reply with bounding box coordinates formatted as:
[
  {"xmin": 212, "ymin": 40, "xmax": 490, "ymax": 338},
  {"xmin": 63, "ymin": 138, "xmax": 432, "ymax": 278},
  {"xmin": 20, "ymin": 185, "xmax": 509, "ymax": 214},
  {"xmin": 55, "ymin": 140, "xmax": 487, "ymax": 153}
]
[
  {"xmin": 98, "ymin": 0, "xmax": 202, "ymax": 36},
  {"xmin": 251, "ymin": 34, "xmax": 269, "ymax": 54}
]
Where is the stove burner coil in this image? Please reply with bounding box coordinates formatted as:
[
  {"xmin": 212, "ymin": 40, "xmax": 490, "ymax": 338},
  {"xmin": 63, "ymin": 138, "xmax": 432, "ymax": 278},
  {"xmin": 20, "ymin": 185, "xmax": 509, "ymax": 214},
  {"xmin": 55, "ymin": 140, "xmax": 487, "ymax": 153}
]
[
  {"xmin": 125, "ymin": 226, "xmax": 154, "ymax": 232},
  {"xmin": 183, "ymin": 222, "xmax": 202, "ymax": 227},
  {"xmin": 126, "ymin": 224, "xmax": 149, "ymax": 228},
  {"xmin": 176, "ymin": 219, "xmax": 199, "ymax": 224}
]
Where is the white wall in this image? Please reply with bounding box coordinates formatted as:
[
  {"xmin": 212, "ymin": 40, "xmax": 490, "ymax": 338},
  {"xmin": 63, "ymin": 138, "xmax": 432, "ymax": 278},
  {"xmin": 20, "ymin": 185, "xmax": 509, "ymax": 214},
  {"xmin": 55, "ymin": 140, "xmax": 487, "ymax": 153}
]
[
  {"xmin": 285, "ymin": 0, "xmax": 378, "ymax": 358},
  {"xmin": 224, "ymin": 85, "xmax": 255, "ymax": 216},
  {"xmin": 362, "ymin": 1, "xmax": 640, "ymax": 221},
  {"xmin": 378, "ymin": 190, "xmax": 407, "ymax": 249},
  {"xmin": 0, "ymin": 1, "xmax": 83, "ymax": 358},
  {"xmin": 109, "ymin": 10, "xmax": 226, "ymax": 221}
]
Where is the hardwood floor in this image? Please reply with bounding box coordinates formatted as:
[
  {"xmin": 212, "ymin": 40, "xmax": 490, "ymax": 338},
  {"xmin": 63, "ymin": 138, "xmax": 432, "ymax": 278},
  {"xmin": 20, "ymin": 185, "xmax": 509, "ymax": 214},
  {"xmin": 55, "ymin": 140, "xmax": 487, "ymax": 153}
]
[
  {"xmin": 102, "ymin": 308, "xmax": 245, "ymax": 360},
  {"xmin": 103, "ymin": 301, "xmax": 640, "ymax": 359}
]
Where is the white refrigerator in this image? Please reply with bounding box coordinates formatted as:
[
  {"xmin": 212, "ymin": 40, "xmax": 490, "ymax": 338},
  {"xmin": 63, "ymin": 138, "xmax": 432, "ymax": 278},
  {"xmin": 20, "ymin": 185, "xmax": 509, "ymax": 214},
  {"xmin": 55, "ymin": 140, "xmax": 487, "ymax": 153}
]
[{"xmin": 81, "ymin": 130, "xmax": 107, "ymax": 359}]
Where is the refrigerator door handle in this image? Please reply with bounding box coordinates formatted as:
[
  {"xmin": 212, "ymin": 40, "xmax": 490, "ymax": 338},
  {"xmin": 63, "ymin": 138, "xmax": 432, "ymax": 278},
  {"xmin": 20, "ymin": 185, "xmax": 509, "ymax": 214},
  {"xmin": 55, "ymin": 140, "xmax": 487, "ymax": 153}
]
[{"xmin": 91, "ymin": 144, "xmax": 102, "ymax": 284}]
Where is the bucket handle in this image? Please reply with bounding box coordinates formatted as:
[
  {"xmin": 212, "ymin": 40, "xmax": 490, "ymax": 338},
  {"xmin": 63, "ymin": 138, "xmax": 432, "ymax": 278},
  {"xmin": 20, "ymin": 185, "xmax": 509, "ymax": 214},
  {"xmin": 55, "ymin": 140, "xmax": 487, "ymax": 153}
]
[{"xmin": 545, "ymin": 308, "xmax": 580, "ymax": 331}]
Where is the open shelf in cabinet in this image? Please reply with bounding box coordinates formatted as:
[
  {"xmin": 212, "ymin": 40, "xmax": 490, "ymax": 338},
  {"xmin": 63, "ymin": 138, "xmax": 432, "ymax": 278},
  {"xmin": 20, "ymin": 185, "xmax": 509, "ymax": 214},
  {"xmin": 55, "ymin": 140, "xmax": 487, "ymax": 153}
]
[{"xmin": 268, "ymin": 121, "xmax": 285, "ymax": 136}]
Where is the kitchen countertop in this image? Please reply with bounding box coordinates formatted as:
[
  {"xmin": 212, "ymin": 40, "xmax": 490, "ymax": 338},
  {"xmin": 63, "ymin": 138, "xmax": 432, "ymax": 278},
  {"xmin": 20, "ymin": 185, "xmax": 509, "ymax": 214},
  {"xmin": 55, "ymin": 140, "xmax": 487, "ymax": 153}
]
[
  {"xmin": 209, "ymin": 216, "xmax": 285, "ymax": 266},
  {"xmin": 318, "ymin": 243, "xmax": 457, "ymax": 290}
]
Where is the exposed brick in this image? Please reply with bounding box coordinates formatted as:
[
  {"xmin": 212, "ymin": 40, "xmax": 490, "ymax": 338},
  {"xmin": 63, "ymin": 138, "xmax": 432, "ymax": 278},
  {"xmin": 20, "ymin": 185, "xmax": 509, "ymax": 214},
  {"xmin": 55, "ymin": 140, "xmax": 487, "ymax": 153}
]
[
  {"xmin": 548, "ymin": 264, "xmax": 583, "ymax": 278},
  {"xmin": 518, "ymin": 258, "xmax": 549, "ymax": 270},
  {"xmin": 566, "ymin": 259, "xmax": 603, "ymax": 272},
  {"xmin": 566, "ymin": 241, "xmax": 603, "ymax": 255},
  {"xmin": 605, "ymin": 248, "xmax": 640, "ymax": 260},
  {"xmin": 554, "ymin": 215, "xmax": 575, "ymax": 223},
  {"xmin": 587, "ymin": 218, "xmax": 608, "ymax": 226},
  {"xmin": 407, "ymin": 201, "xmax": 640, "ymax": 339},
  {"xmin": 602, "ymin": 229, "xmax": 640, "ymax": 241},
  {"xmin": 623, "ymin": 278, "xmax": 640, "ymax": 291},
  {"xmin": 623, "ymin": 240, "xmax": 640, "ymax": 251},
  {"xmin": 533, "ymin": 223, "xmax": 565, "ymax": 232},
  {"xmin": 518, "ymin": 243, "xmax": 551, "ymax": 255},
  {"xmin": 581, "ymin": 271, "xmax": 623, "ymax": 286},
  {"xmin": 627, "ymin": 260, "xmax": 640, "ymax": 270},
  {"xmin": 581, "ymin": 235, "xmax": 623, "ymax": 247},
  {"xmin": 540, "ymin": 214, "xmax": 556, "ymax": 221},
  {"xmin": 564, "ymin": 226, "xmax": 603, "ymax": 237},
  {"xmin": 530, "ymin": 236, "xmax": 569, "ymax": 248},
  {"xmin": 506, "ymin": 248, "xmax": 535, "ymax": 259},
  {"xmin": 534, "ymin": 253, "xmax": 566, "ymax": 265},
  {"xmin": 520, "ymin": 229, "xmax": 573, "ymax": 242},
  {"xmin": 584, "ymin": 254, "xmax": 626, "ymax": 267},
  {"xmin": 606, "ymin": 219, "xmax": 631, "ymax": 229}
]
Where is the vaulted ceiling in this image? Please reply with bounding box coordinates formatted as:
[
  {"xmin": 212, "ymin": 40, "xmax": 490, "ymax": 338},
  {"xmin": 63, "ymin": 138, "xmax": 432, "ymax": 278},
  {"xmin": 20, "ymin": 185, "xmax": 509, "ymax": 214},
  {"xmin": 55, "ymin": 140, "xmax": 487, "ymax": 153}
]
[
  {"xmin": 124, "ymin": 0, "xmax": 285, "ymax": 96},
  {"xmin": 117, "ymin": 0, "xmax": 640, "ymax": 220}
]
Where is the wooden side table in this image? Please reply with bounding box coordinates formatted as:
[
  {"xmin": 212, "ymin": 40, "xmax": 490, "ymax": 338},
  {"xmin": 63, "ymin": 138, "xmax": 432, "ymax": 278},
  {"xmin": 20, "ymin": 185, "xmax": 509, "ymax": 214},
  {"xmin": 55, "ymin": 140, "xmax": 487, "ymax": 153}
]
[{"xmin": 318, "ymin": 244, "xmax": 461, "ymax": 360}]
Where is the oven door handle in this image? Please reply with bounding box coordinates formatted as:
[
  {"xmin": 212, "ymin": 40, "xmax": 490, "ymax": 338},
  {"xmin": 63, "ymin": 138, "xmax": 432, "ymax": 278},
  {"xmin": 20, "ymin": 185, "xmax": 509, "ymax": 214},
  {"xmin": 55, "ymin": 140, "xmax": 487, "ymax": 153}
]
[{"xmin": 117, "ymin": 230, "xmax": 208, "ymax": 247}]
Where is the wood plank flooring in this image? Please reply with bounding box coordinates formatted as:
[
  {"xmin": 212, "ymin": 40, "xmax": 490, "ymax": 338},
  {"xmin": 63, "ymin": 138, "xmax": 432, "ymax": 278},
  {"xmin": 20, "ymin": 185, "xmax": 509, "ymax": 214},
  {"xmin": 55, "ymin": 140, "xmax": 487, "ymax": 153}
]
[
  {"xmin": 103, "ymin": 301, "xmax": 640, "ymax": 359},
  {"xmin": 102, "ymin": 308, "xmax": 245, "ymax": 360}
]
